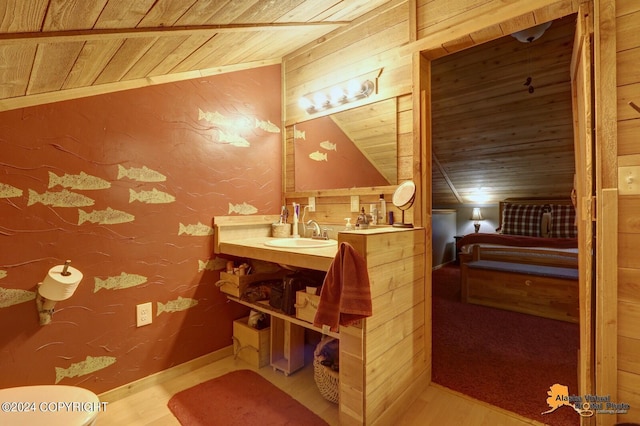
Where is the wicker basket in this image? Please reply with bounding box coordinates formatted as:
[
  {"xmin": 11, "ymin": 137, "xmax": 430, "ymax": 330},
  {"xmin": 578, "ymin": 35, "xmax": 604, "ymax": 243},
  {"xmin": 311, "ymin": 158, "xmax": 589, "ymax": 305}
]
[{"xmin": 313, "ymin": 337, "xmax": 339, "ymax": 404}]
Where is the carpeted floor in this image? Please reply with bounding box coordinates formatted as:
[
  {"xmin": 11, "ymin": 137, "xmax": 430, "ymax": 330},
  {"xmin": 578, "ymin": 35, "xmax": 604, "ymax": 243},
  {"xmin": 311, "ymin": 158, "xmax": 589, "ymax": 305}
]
[
  {"xmin": 168, "ymin": 369, "xmax": 328, "ymax": 425},
  {"xmin": 432, "ymin": 264, "xmax": 581, "ymax": 426}
]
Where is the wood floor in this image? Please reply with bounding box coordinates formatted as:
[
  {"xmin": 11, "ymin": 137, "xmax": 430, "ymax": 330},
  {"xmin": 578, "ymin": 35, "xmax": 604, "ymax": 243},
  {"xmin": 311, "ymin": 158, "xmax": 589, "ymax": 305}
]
[{"xmin": 96, "ymin": 348, "xmax": 545, "ymax": 426}]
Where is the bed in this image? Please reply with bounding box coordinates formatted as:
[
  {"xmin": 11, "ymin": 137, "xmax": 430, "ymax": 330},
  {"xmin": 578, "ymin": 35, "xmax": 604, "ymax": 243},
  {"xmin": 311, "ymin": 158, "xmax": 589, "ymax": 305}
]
[{"xmin": 458, "ymin": 198, "xmax": 579, "ymax": 323}]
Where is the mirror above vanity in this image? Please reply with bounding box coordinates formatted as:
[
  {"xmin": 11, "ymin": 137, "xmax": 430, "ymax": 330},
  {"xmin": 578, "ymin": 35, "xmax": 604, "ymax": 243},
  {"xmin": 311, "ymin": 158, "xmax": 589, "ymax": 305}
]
[{"xmin": 292, "ymin": 98, "xmax": 398, "ymax": 191}]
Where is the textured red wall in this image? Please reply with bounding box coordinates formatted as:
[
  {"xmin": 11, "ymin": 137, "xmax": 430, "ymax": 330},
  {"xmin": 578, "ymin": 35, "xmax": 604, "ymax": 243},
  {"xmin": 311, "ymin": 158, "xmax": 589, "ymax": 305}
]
[
  {"xmin": 0, "ymin": 65, "xmax": 281, "ymax": 393},
  {"xmin": 294, "ymin": 115, "xmax": 388, "ymax": 190}
]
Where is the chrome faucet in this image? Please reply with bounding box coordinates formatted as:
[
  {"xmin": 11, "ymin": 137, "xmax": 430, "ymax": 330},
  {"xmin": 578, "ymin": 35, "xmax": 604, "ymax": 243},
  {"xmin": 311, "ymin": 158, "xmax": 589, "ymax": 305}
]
[{"xmin": 305, "ymin": 220, "xmax": 321, "ymax": 238}]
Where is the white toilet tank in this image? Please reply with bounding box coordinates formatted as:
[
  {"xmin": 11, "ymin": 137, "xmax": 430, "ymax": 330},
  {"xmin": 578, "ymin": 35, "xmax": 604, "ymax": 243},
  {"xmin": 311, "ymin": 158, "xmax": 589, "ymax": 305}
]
[{"xmin": 0, "ymin": 385, "xmax": 101, "ymax": 426}]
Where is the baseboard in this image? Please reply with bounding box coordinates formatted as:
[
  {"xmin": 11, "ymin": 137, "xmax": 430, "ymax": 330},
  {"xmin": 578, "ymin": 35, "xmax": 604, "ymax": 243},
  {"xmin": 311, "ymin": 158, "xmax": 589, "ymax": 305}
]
[
  {"xmin": 432, "ymin": 260, "xmax": 456, "ymax": 271},
  {"xmin": 98, "ymin": 345, "xmax": 234, "ymax": 403}
]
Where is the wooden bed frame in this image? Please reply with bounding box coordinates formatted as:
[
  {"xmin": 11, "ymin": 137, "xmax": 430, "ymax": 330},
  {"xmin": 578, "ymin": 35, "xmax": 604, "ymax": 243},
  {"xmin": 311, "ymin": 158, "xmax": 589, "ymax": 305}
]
[{"xmin": 459, "ymin": 198, "xmax": 579, "ymax": 323}]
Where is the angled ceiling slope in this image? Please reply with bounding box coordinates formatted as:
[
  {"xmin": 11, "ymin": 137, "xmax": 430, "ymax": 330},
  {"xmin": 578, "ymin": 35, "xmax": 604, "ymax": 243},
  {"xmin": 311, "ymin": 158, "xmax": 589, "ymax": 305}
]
[{"xmin": 0, "ymin": 0, "xmax": 390, "ymax": 112}]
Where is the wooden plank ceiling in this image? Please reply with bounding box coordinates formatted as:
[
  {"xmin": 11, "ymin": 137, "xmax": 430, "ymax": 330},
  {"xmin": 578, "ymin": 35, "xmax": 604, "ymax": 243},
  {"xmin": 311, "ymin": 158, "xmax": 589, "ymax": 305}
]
[
  {"xmin": 431, "ymin": 14, "xmax": 577, "ymax": 207},
  {"xmin": 0, "ymin": 0, "xmax": 389, "ymax": 111}
]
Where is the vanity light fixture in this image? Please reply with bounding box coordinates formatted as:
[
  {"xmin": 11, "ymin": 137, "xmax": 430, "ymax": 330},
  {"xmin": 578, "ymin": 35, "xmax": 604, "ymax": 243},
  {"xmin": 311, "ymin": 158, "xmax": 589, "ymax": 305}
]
[{"xmin": 299, "ymin": 78, "xmax": 376, "ymax": 114}]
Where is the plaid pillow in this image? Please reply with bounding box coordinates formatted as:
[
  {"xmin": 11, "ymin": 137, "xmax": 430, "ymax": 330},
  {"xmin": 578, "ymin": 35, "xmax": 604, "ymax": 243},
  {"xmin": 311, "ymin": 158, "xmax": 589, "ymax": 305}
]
[
  {"xmin": 550, "ymin": 204, "xmax": 577, "ymax": 238},
  {"xmin": 501, "ymin": 203, "xmax": 544, "ymax": 237}
]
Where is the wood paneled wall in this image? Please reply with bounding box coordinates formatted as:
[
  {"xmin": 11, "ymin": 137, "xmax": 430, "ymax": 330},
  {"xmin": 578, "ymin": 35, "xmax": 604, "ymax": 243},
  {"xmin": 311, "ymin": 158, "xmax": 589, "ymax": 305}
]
[
  {"xmin": 339, "ymin": 229, "xmax": 427, "ymax": 425},
  {"xmin": 282, "ymin": 1, "xmax": 637, "ymax": 422},
  {"xmin": 283, "ymin": 0, "xmax": 412, "ymax": 127},
  {"xmin": 413, "ymin": 0, "xmax": 580, "ymax": 59},
  {"xmin": 616, "ymin": 1, "xmax": 640, "ymax": 422},
  {"xmin": 283, "ymin": 0, "xmax": 413, "ymax": 225}
]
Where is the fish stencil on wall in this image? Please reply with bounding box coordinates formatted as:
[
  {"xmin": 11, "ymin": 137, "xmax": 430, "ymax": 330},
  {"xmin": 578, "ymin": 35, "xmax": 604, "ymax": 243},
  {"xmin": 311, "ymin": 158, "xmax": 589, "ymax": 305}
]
[
  {"xmin": 309, "ymin": 151, "xmax": 328, "ymax": 162},
  {"xmin": 198, "ymin": 109, "xmax": 227, "ymax": 126},
  {"xmin": 94, "ymin": 272, "xmax": 147, "ymax": 293},
  {"xmin": 294, "ymin": 129, "xmax": 306, "ymax": 140},
  {"xmin": 0, "ymin": 183, "xmax": 23, "ymax": 198},
  {"xmin": 178, "ymin": 222, "xmax": 214, "ymax": 236},
  {"xmin": 157, "ymin": 296, "xmax": 198, "ymax": 316},
  {"xmin": 198, "ymin": 258, "xmax": 227, "ymax": 272},
  {"xmin": 198, "ymin": 108, "xmax": 254, "ymax": 147},
  {"xmin": 117, "ymin": 164, "xmax": 166, "ymax": 182},
  {"xmin": 320, "ymin": 141, "xmax": 337, "ymax": 151},
  {"xmin": 28, "ymin": 189, "xmax": 95, "ymax": 207},
  {"xmin": 0, "ymin": 287, "xmax": 35, "ymax": 308},
  {"xmin": 228, "ymin": 202, "xmax": 258, "ymax": 215},
  {"xmin": 129, "ymin": 188, "xmax": 175, "ymax": 204},
  {"xmin": 255, "ymin": 118, "xmax": 280, "ymax": 133},
  {"xmin": 78, "ymin": 207, "xmax": 135, "ymax": 225},
  {"xmin": 218, "ymin": 130, "xmax": 250, "ymax": 147},
  {"xmin": 55, "ymin": 356, "xmax": 116, "ymax": 384},
  {"xmin": 48, "ymin": 171, "xmax": 111, "ymax": 190}
]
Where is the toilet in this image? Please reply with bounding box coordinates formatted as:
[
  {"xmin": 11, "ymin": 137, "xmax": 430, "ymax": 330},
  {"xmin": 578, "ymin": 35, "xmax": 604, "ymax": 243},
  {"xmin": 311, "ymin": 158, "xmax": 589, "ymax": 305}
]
[{"xmin": 0, "ymin": 385, "xmax": 100, "ymax": 425}]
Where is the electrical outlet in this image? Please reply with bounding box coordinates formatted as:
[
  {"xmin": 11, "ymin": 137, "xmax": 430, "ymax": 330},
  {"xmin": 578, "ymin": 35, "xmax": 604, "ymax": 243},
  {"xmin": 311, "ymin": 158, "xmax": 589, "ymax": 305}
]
[
  {"xmin": 619, "ymin": 165, "xmax": 640, "ymax": 195},
  {"xmin": 308, "ymin": 196, "xmax": 316, "ymax": 212},
  {"xmin": 350, "ymin": 195, "xmax": 360, "ymax": 212},
  {"xmin": 136, "ymin": 302, "xmax": 152, "ymax": 327}
]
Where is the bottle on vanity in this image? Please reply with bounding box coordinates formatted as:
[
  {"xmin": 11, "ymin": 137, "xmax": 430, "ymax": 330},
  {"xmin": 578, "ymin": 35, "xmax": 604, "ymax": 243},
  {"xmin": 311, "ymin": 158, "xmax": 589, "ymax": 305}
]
[{"xmin": 378, "ymin": 194, "xmax": 387, "ymax": 224}]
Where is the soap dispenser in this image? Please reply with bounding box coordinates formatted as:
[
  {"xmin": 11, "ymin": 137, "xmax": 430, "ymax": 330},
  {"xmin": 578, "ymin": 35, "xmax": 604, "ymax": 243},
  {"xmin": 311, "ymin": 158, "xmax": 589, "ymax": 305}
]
[{"xmin": 344, "ymin": 217, "xmax": 353, "ymax": 231}]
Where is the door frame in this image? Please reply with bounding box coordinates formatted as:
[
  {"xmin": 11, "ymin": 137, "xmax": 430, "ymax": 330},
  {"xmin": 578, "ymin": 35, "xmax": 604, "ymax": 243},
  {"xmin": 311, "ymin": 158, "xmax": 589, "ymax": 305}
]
[{"xmin": 411, "ymin": 0, "xmax": 606, "ymax": 418}]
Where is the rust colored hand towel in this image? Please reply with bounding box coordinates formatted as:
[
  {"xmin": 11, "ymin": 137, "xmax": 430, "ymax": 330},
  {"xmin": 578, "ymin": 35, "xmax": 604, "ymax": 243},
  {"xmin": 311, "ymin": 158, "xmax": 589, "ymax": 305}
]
[{"xmin": 313, "ymin": 242, "xmax": 372, "ymax": 331}]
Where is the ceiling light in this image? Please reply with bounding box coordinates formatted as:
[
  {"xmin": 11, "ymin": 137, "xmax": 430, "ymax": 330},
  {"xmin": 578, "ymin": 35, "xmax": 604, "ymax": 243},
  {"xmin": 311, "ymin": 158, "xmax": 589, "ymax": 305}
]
[{"xmin": 511, "ymin": 21, "xmax": 552, "ymax": 43}]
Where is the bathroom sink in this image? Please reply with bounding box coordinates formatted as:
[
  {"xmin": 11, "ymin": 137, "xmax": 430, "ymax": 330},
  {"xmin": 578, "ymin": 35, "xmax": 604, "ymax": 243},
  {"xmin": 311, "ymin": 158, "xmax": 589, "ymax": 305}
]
[{"xmin": 264, "ymin": 238, "xmax": 337, "ymax": 249}]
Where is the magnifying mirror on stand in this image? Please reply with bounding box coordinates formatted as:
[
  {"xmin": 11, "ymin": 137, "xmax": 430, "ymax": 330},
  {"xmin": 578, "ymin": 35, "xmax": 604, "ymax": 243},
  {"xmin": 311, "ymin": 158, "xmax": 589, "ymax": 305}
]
[{"xmin": 392, "ymin": 180, "xmax": 416, "ymax": 228}]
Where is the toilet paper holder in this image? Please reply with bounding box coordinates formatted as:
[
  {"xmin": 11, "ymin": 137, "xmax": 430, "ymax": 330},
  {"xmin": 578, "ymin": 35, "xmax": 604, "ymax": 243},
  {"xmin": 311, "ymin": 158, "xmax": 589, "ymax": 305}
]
[{"xmin": 36, "ymin": 260, "xmax": 83, "ymax": 325}]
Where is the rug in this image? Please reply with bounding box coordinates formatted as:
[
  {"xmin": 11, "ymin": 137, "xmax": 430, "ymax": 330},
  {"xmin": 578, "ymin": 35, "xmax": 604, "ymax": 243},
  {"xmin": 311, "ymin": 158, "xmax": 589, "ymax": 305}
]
[
  {"xmin": 432, "ymin": 264, "xmax": 580, "ymax": 426},
  {"xmin": 168, "ymin": 369, "xmax": 328, "ymax": 426}
]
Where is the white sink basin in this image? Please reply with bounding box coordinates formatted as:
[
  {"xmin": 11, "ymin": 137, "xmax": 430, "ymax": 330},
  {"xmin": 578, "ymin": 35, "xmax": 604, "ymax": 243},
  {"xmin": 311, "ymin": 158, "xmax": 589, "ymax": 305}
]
[{"xmin": 264, "ymin": 238, "xmax": 337, "ymax": 249}]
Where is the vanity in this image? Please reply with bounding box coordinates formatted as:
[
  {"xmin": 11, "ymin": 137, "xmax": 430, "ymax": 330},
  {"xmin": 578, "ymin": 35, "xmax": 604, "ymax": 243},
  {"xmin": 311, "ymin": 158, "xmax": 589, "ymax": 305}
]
[{"xmin": 214, "ymin": 215, "xmax": 428, "ymax": 425}]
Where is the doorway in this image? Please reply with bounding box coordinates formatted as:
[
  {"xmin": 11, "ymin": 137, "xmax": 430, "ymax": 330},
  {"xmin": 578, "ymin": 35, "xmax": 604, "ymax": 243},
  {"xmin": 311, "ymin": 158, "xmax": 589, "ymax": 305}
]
[{"xmin": 424, "ymin": 11, "xmax": 594, "ymax": 422}]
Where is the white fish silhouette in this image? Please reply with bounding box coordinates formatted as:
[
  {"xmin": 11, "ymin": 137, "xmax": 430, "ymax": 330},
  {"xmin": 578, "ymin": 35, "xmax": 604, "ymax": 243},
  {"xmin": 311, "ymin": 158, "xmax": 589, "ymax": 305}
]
[
  {"xmin": 48, "ymin": 171, "xmax": 111, "ymax": 190},
  {"xmin": 218, "ymin": 130, "xmax": 250, "ymax": 147},
  {"xmin": 178, "ymin": 222, "xmax": 214, "ymax": 236},
  {"xmin": 294, "ymin": 129, "xmax": 306, "ymax": 140},
  {"xmin": 198, "ymin": 109, "xmax": 227, "ymax": 126},
  {"xmin": 228, "ymin": 202, "xmax": 258, "ymax": 215},
  {"xmin": 129, "ymin": 188, "xmax": 175, "ymax": 204},
  {"xmin": 0, "ymin": 287, "xmax": 36, "ymax": 308},
  {"xmin": 78, "ymin": 207, "xmax": 135, "ymax": 225},
  {"xmin": 309, "ymin": 151, "xmax": 328, "ymax": 162},
  {"xmin": 94, "ymin": 272, "xmax": 147, "ymax": 293},
  {"xmin": 27, "ymin": 189, "xmax": 95, "ymax": 208},
  {"xmin": 55, "ymin": 356, "xmax": 116, "ymax": 384},
  {"xmin": 0, "ymin": 270, "xmax": 7, "ymax": 279},
  {"xmin": 320, "ymin": 141, "xmax": 337, "ymax": 151},
  {"xmin": 157, "ymin": 296, "xmax": 198, "ymax": 316},
  {"xmin": 117, "ymin": 165, "xmax": 166, "ymax": 182},
  {"xmin": 0, "ymin": 183, "xmax": 23, "ymax": 198},
  {"xmin": 255, "ymin": 118, "xmax": 281, "ymax": 133},
  {"xmin": 198, "ymin": 258, "xmax": 227, "ymax": 272}
]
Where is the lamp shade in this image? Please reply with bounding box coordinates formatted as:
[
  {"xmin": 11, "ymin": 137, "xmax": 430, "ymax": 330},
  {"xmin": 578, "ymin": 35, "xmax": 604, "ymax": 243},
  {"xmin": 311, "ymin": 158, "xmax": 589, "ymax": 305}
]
[{"xmin": 470, "ymin": 208, "xmax": 483, "ymax": 221}]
